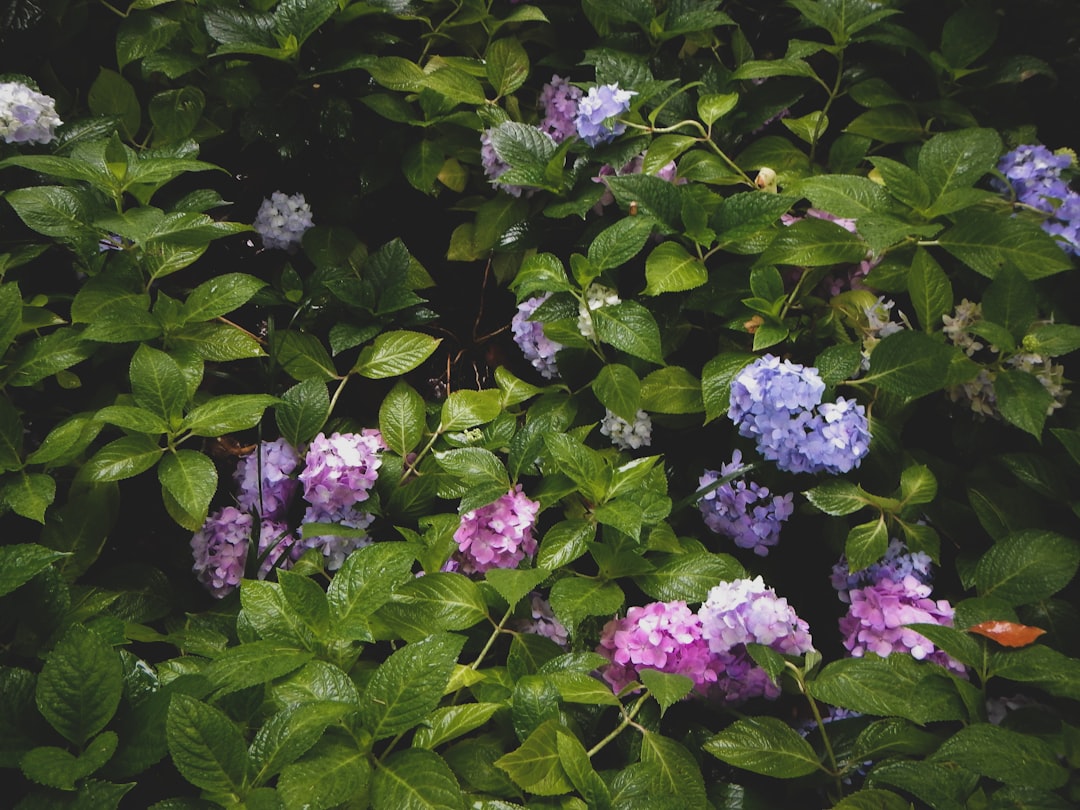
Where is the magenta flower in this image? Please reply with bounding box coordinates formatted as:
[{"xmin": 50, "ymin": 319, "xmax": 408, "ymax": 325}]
[{"xmin": 444, "ymin": 485, "xmax": 540, "ymax": 575}]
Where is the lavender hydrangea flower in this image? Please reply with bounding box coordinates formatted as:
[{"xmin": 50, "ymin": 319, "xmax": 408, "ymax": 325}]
[
  {"xmin": 295, "ymin": 504, "xmax": 374, "ymax": 571},
  {"xmin": 234, "ymin": 438, "xmax": 301, "ymax": 520},
  {"xmin": 597, "ymin": 601, "xmax": 721, "ymax": 695},
  {"xmin": 516, "ymin": 593, "xmax": 569, "ymax": 647},
  {"xmin": 0, "ymin": 81, "xmax": 62, "ymax": 144},
  {"xmin": 831, "ymin": 538, "xmax": 933, "ymax": 604},
  {"xmin": 299, "ymin": 430, "xmax": 386, "ymax": 512},
  {"xmin": 511, "ymin": 293, "xmax": 563, "ymax": 379},
  {"xmin": 256, "ymin": 519, "xmax": 295, "ymax": 578},
  {"xmin": 191, "ymin": 507, "xmax": 254, "ymax": 598},
  {"xmin": 728, "ymin": 355, "xmax": 870, "ymax": 475},
  {"xmin": 444, "ymin": 485, "xmax": 540, "ymax": 575},
  {"xmin": 539, "ymin": 75, "xmax": 582, "ymax": 143},
  {"xmin": 480, "ymin": 127, "xmax": 527, "ymax": 197},
  {"xmin": 577, "ymin": 283, "xmax": 620, "ymax": 339},
  {"xmin": 839, "ymin": 575, "xmax": 964, "ymax": 674},
  {"xmin": 995, "ymin": 145, "xmax": 1080, "ymax": 255},
  {"xmin": 600, "ymin": 408, "xmax": 652, "ymax": 450},
  {"xmin": 254, "ymin": 191, "xmax": 314, "ymax": 250},
  {"xmin": 574, "ymin": 83, "xmax": 636, "ymax": 147},
  {"xmin": 698, "ymin": 450, "xmax": 794, "ymax": 556},
  {"xmin": 698, "ymin": 576, "xmax": 815, "ymax": 703}
]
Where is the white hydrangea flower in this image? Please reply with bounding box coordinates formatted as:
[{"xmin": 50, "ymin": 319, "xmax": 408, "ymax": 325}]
[
  {"xmin": 600, "ymin": 408, "xmax": 652, "ymax": 450},
  {"xmin": 253, "ymin": 191, "xmax": 314, "ymax": 250},
  {"xmin": 577, "ymin": 283, "xmax": 620, "ymax": 339},
  {"xmin": 0, "ymin": 81, "xmax": 62, "ymax": 145}
]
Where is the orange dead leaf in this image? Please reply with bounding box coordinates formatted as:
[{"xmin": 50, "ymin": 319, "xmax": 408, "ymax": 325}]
[{"xmin": 968, "ymin": 620, "xmax": 1046, "ymax": 648}]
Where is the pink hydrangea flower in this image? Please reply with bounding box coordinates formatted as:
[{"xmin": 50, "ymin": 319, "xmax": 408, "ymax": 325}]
[
  {"xmin": 516, "ymin": 593, "xmax": 569, "ymax": 647},
  {"xmin": 299, "ymin": 429, "xmax": 386, "ymax": 511},
  {"xmin": 444, "ymin": 485, "xmax": 540, "ymax": 575}
]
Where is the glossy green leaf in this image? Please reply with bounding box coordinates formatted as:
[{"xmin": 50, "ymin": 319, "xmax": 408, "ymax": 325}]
[{"xmin": 36, "ymin": 624, "xmax": 123, "ymax": 746}]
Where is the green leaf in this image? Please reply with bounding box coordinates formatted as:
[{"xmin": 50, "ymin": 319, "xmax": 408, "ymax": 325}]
[
  {"xmin": 593, "ymin": 301, "xmax": 664, "ymax": 364},
  {"xmin": 130, "ymin": 344, "xmax": 187, "ymax": 423},
  {"xmin": 279, "ymin": 737, "xmax": 370, "ymax": 810},
  {"xmin": 1025, "ymin": 323, "xmax": 1080, "ymax": 357},
  {"xmin": 932, "ymin": 723, "xmax": 1066, "ymax": 788},
  {"xmin": 974, "ymin": 530, "xmax": 1080, "ymax": 605},
  {"xmin": 157, "ymin": 450, "xmax": 216, "ymax": 526},
  {"xmin": 870, "ymin": 156, "xmax": 931, "ymax": 210},
  {"xmin": 907, "ymin": 248, "xmax": 952, "ymax": 332},
  {"xmin": 495, "ymin": 719, "xmax": 573, "ymax": 795},
  {"xmin": 639, "ymin": 366, "xmax": 703, "ymax": 414},
  {"xmin": 8, "ymin": 326, "xmax": 96, "ymax": 387},
  {"xmin": 39, "ymin": 484, "xmax": 118, "ymax": 581},
  {"xmin": 639, "ymin": 670, "xmax": 694, "ymax": 716},
  {"xmin": 372, "ymin": 748, "xmax": 463, "ymax": 809},
  {"xmin": 423, "ymin": 65, "xmax": 487, "ymax": 105},
  {"xmin": 182, "ymin": 273, "xmax": 266, "ymax": 323},
  {"xmin": 353, "ymin": 330, "xmax": 441, "ymax": 379},
  {"xmin": 148, "ymin": 86, "xmax": 205, "ymax": 143},
  {"xmin": 987, "ymin": 644, "xmax": 1080, "ymax": 701},
  {"xmin": 203, "ymin": 641, "xmax": 315, "ymax": 697},
  {"xmin": 20, "ymin": 731, "xmax": 118, "ymax": 790},
  {"xmin": 759, "ymin": 218, "xmax": 868, "ymax": 267},
  {"xmin": 36, "ymin": 624, "xmax": 122, "ymax": 746},
  {"xmin": 88, "ymin": 68, "xmax": 141, "ymax": 139},
  {"xmin": 0, "ymin": 471, "xmax": 56, "ymax": 523},
  {"xmin": 0, "ymin": 282, "xmax": 23, "ymax": 358},
  {"xmin": 845, "ymin": 105, "xmax": 924, "ymax": 144},
  {"xmin": 832, "ymin": 789, "xmax": 919, "ymax": 810},
  {"xmin": 918, "ymin": 127, "xmax": 1001, "ymax": 201},
  {"xmin": 862, "ymin": 330, "xmax": 954, "ymax": 399},
  {"xmin": 804, "ymin": 480, "xmax": 869, "ymax": 516},
  {"xmin": 95, "ymin": 405, "xmax": 169, "ymax": 435},
  {"xmin": 440, "ymin": 389, "xmax": 503, "ymax": 431},
  {"xmin": 644, "ymin": 134, "xmax": 698, "ymax": 175},
  {"xmin": 549, "ymin": 578, "xmax": 623, "ymax": 636},
  {"xmin": 556, "ymin": 729, "xmax": 613, "ymax": 810},
  {"xmin": 485, "ymin": 567, "xmax": 551, "ymax": 608},
  {"xmin": 327, "ymin": 542, "xmax": 416, "ymax": 641},
  {"xmin": 2, "ymin": 185, "xmax": 99, "ymax": 246},
  {"xmin": 593, "ymin": 364, "xmax": 641, "ymax": 423},
  {"xmin": 278, "ymin": 570, "xmax": 331, "ymax": 638},
  {"xmin": 536, "ymin": 519, "xmax": 595, "ymax": 570},
  {"xmin": 868, "ymin": 759, "xmax": 979, "ymax": 810},
  {"xmin": 704, "ymin": 717, "xmax": 820, "ymax": 778},
  {"xmin": 548, "ymin": 671, "xmax": 620, "ymax": 706},
  {"xmin": 377, "ymin": 573, "xmax": 487, "ymax": 640},
  {"xmin": 494, "ymin": 366, "xmax": 541, "ymax": 408},
  {"xmin": 939, "ymin": 210, "xmax": 1073, "ymax": 280},
  {"xmin": 605, "ymin": 176, "xmax": 684, "ymax": 231},
  {"xmin": 587, "ymin": 216, "xmax": 656, "ymax": 272},
  {"xmin": 846, "ymin": 517, "xmax": 890, "ymax": 573},
  {"xmin": 170, "ymin": 322, "xmax": 264, "ymax": 362},
  {"xmin": 249, "ymin": 701, "xmax": 349, "ymax": 785},
  {"xmin": 635, "ymin": 552, "xmax": 744, "ymax": 602},
  {"xmin": 701, "ymin": 352, "xmax": 755, "ymax": 423},
  {"xmin": 361, "ymin": 633, "xmax": 465, "ymax": 740},
  {"xmin": 0, "ymin": 544, "xmax": 68, "ymax": 598},
  {"xmin": 276, "ymin": 379, "xmax": 330, "ymax": 447},
  {"xmin": 414, "ymin": 703, "xmax": 504, "ymax": 750},
  {"xmin": 181, "ymin": 394, "xmax": 277, "ymax": 437},
  {"xmin": 82, "ymin": 435, "xmax": 164, "ymax": 482},
  {"xmin": 643, "ymin": 241, "xmax": 708, "ymax": 295},
  {"xmin": 900, "ymin": 464, "xmax": 937, "ymax": 506},
  {"xmin": 941, "ymin": 6, "xmax": 998, "ymax": 68},
  {"xmin": 698, "ymin": 93, "xmax": 739, "ymax": 126},
  {"xmin": 732, "ymin": 58, "xmax": 820, "ymax": 81},
  {"xmin": 272, "ymin": 330, "xmax": 339, "ymax": 382},
  {"xmin": 995, "ymin": 370, "xmax": 1054, "ymax": 439},
  {"xmin": 983, "ymin": 265, "xmax": 1037, "ymax": 339},
  {"xmin": 166, "ymin": 694, "xmax": 248, "ymax": 795},
  {"xmin": 379, "ymin": 381, "xmax": 426, "ymax": 456},
  {"xmin": 486, "ymin": 37, "xmax": 529, "ymax": 98}
]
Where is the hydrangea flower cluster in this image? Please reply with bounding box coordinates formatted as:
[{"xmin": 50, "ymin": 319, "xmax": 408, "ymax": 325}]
[
  {"xmin": 699, "ymin": 577, "xmax": 815, "ymax": 703},
  {"xmin": 190, "ymin": 507, "xmax": 294, "ymax": 598},
  {"xmin": 833, "ymin": 546, "xmax": 963, "ymax": 674},
  {"xmin": 830, "ymin": 538, "xmax": 933, "ymax": 603},
  {"xmin": 599, "ymin": 408, "xmax": 653, "ymax": 450},
  {"xmin": 234, "ymin": 438, "xmax": 301, "ymax": 519},
  {"xmin": 539, "ymin": 75, "xmax": 583, "ymax": 143},
  {"xmin": 299, "ymin": 430, "xmax": 385, "ymax": 510},
  {"xmin": 995, "ymin": 144, "xmax": 1080, "ymax": 255},
  {"xmin": 253, "ymin": 191, "xmax": 314, "ymax": 250},
  {"xmin": 597, "ymin": 578, "xmax": 815, "ymax": 704},
  {"xmin": 511, "ymin": 294, "xmax": 562, "ymax": 379},
  {"xmin": 577, "ymin": 282, "xmax": 620, "ymax": 339},
  {"xmin": 444, "ymin": 485, "xmax": 540, "ymax": 575},
  {"xmin": 598, "ymin": 601, "xmax": 721, "ymax": 695},
  {"xmin": 698, "ymin": 450, "xmax": 794, "ymax": 556},
  {"xmin": 0, "ymin": 81, "xmax": 62, "ymax": 144},
  {"xmin": 942, "ymin": 300, "xmax": 1070, "ymax": 418},
  {"xmin": 574, "ymin": 83, "xmax": 636, "ymax": 147},
  {"xmin": 480, "ymin": 127, "xmax": 527, "ymax": 198},
  {"xmin": 728, "ymin": 355, "xmax": 871, "ymax": 475},
  {"xmin": 515, "ymin": 593, "xmax": 569, "ymax": 647}
]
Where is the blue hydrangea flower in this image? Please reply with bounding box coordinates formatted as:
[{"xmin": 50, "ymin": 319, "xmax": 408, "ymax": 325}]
[
  {"xmin": 698, "ymin": 450, "xmax": 794, "ymax": 556},
  {"xmin": 831, "ymin": 538, "xmax": 933, "ymax": 603},
  {"xmin": 574, "ymin": 84, "xmax": 636, "ymax": 147},
  {"xmin": 0, "ymin": 81, "xmax": 62, "ymax": 144},
  {"xmin": 995, "ymin": 145, "xmax": 1080, "ymax": 255},
  {"xmin": 511, "ymin": 293, "xmax": 563, "ymax": 379},
  {"xmin": 254, "ymin": 191, "xmax": 314, "ymax": 250}
]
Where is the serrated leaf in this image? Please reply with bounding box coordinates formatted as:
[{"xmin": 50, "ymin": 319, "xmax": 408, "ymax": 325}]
[
  {"xmin": 166, "ymin": 694, "xmax": 248, "ymax": 795},
  {"xmin": 593, "ymin": 364, "xmax": 641, "ymax": 423},
  {"xmin": 276, "ymin": 379, "xmax": 330, "ymax": 447},
  {"xmin": 932, "ymin": 723, "xmax": 1066, "ymax": 788},
  {"xmin": 643, "ymin": 241, "xmax": 708, "ymax": 295},
  {"xmin": 379, "ymin": 381, "xmax": 425, "ymax": 456},
  {"xmin": 353, "ymin": 330, "xmax": 441, "ymax": 379},
  {"xmin": 587, "ymin": 216, "xmax": 656, "ymax": 272},
  {"xmin": 994, "ymin": 369, "xmax": 1053, "ymax": 439},
  {"xmin": 704, "ymin": 717, "xmax": 820, "ymax": 778},
  {"xmin": 635, "ymin": 552, "xmax": 744, "ymax": 602},
  {"xmin": 593, "ymin": 301, "xmax": 664, "ymax": 364},
  {"xmin": 861, "ymin": 330, "xmax": 954, "ymax": 399},
  {"xmin": 279, "ymin": 737, "xmax": 370, "ymax": 810},
  {"xmin": 908, "ymin": 248, "xmax": 952, "ymax": 332},
  {"xmin": 36, "ymin": 624, "xmax": 123, "ymax": 746},
  {"xmin": 157, "ymin": 450, "xmax": 216, "ymax": 526},
  {"xmin": 974, "ymin": 530, "xmax": 1080, "ymax": 606},
  {"xmin": 82, "ymin": 435, "xmax": 164, "ymax": 482},
  {"xmin": 377, "ymin": 573, "xmax": 487, "ymax": 640},
  {"xmin": 549, "ymin": 578, "xmax": 623, "ymax": 636},
  {"xmin": 0, "ymin": 544, "xmax": 69, "ymax": 598}
]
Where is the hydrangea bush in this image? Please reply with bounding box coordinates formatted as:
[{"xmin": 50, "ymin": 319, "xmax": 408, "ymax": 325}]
[{"xmin": 2, "ymin": 0, "xmax": 1080, "ymax": 808}]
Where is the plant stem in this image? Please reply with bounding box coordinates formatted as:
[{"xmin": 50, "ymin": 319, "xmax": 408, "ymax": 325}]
[{"xmin": 587, "ymin": 694, "xmax": 648, "ymax": 758}]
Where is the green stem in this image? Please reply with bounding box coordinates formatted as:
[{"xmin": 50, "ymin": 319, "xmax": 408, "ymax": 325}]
[
  {"xmin": 326, "ymin": 374, "xmax": 349, "ymax": 424},
  {"xmin": 401, "ymin": 426, "xmax": 443, "ymax": 480},
  {"xmin": 471, "ymin": 605, "xmax": 514, "ymax": 671},
  {"xmin": 587, "ymin": 693, "xmax": 649, "ymax": 758},
  {"xmin": 779, "ymin": 267, "xmax": 812, "ymax": 320},
  {"xmin": 809, "ymin": 51, "xmax": 844, "ymax": 166}
]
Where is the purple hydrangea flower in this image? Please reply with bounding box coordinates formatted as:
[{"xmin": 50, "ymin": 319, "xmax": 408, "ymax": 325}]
[
  {"xmin": 831, "ymin": 538, "xmax": 933, "ymax": 603},
  {"xmin": 299, "ymin": 430, "xmax": 386, "ymax": 512},
  {"xmin": 294, "ymin": 504, "xmax": 374, "ymax": 571},
  {"xmin": 511, "ymin": 294, "xmax": 563, "ymax": 379},
  {"xmin": 0, "ymin": 81, "xmax": 62, "ymax": 144},
  {"xmin": 539, "ymin": 75, "xmax": 582, "ymax": 143},
  {"xmin": 600, "ymin": 408, "xmax": 652, "ymax": 450},
  {"xmin": 698, "ymin": 450, "xmax": 794, "ymax": 556},
  {"xmin": 698, "ymin": 576, "xmax": 815, "ymax": 703},
  {"xmin": 480, "ymin": 127, "xmax": 527, "ymax": 198},
  {"xmin": 516, "ymin": 593, "xmax": 569, "ymax": 647},
  {"xmin": 254, "ymin": 191, "xmax": 314, "ymax": 250},
  {"xmin": 574, "ymin": 83, "xmax": 636, "ymax": 147},
  {"xmin": 234, "ymin": 438, "xmax": 301, "ymax": 520},
  {"xmin": 995, "ymin": 145, "xmax": 1080, "ymax": 255},
  {"xmin": 256, "ymin": 519, "xmax": 295, "ymax": 578},
  {"xmin": 444, "ymin": 485, "xmax": 540, "ymax": 575},
  {"xmin": 191, "ymin": 507, "xmax": 253, "ymax": 598},
  {"xmin": 729, "ymin": 355, "xmax": 870, "ymax": 475},
  {"xmin": 839, "ymin": 575, "xmax": 965, "ymax": 674},
  {"xmin": 597, "ymin": 601, "xmax": 721, "ymax": 695}
]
